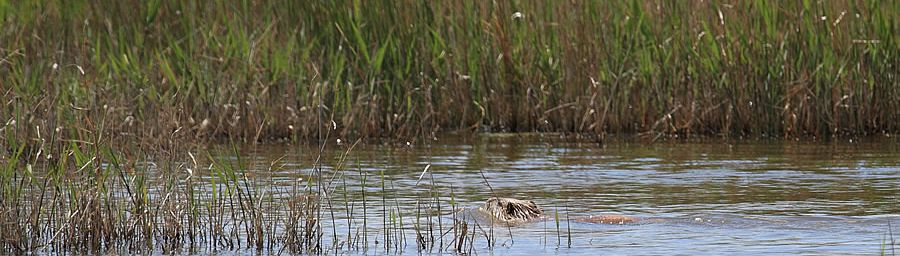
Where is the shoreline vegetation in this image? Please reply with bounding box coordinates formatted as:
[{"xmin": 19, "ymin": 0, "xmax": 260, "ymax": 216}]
[{"xmin": 1, "ymin": 0, "xmax": 898, "ymax": 150}]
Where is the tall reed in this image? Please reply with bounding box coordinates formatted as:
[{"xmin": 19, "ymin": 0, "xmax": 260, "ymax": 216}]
[{"xmin": 2, "ymin": 1, "xmax": 897, "ymax": 154}]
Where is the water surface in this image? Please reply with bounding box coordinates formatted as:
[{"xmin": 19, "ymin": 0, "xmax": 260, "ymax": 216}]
[{"xmin": 221, "ymin": 135, "xmax": 898, "ymax": 255}]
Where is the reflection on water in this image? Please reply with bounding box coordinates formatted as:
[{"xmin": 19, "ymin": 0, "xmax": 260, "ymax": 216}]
[{"xmin": 216, "ymin": 135, "xmax": 898, "ymax": 255}]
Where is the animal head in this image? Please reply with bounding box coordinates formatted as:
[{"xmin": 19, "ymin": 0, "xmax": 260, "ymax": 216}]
[{"xmin": 479, "ymin": 197, "xmax": 543, "ymax": 223}]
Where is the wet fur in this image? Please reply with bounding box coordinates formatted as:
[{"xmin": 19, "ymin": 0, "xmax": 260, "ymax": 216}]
[{"xmin": 477, "ymin": 197, "xmax": 544, "ymax": 223}]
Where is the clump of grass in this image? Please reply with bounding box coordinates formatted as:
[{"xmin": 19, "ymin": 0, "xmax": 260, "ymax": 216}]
[{"xmin": 0, "ymin": 117, "xmax": 320, "ymax": 254}]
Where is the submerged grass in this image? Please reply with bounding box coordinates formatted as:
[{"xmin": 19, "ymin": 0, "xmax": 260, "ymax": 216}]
[
  {"xmin": 0, "ymin": 122, "xmax": 488, "ymax": 254},
  {"xmin": 1, "ymin": 0, "xmax": 898, "ymax": 152}
]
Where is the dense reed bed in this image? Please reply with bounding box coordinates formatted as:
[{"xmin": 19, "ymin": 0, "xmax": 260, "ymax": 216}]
[{"xmin": 1, "ymin": 0, "xmax": 897, "ymax": 151}]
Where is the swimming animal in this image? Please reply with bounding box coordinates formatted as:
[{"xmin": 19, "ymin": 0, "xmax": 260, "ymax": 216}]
[{"xmin": 468, "ymin": 197, "xmax": 638, "ymax": 225}]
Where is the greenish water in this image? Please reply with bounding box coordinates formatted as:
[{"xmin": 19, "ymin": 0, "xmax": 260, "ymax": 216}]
[{"xmin": 214, "ymin": 135, "xmax": 898, "ymax": 255}]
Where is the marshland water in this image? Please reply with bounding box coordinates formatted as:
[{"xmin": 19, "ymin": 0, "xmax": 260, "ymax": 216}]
[
  {"xmin": 160, "ymin": 134, "xmax": 897, "ymax": 255},
  {"xmin": 5, "ymin": 1, "xmax": 899, "ymax": 255}
]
